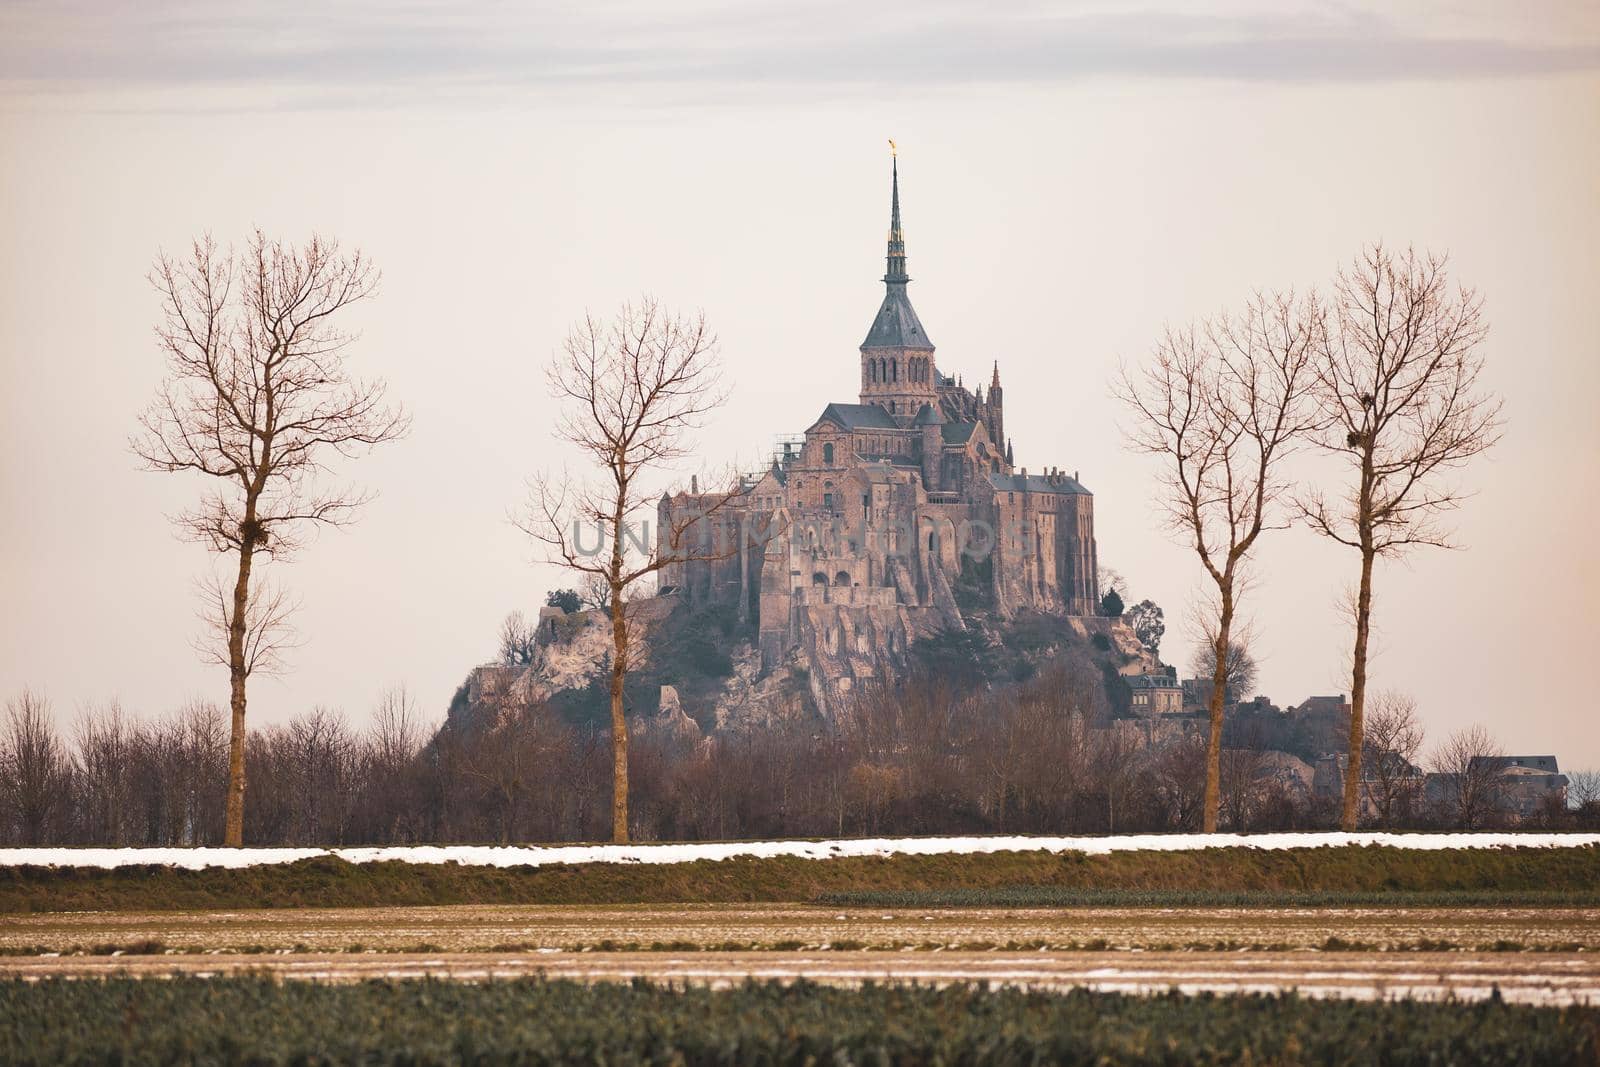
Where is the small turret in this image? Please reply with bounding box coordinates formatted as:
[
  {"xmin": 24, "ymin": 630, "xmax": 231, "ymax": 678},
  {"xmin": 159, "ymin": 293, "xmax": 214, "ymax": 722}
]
[
  {"xmin": 912, "ymin": 402, "xmax": 944, "ymax": 492},
  {"xmin": 982, "ymin": 361, "xmax": 1005, "ymax": 451}
]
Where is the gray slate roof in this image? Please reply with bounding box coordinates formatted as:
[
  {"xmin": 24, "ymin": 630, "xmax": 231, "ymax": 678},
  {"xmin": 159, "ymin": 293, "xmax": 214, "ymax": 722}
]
[
  {"xmin": 813, "ymin": 402, "xmax": 900, "ymax": 431},
  {"xmin": 987, "ymin": 471, "xmax": 1092, "ymax": 495},
  {"xmin": 862, "ymin": 285, "xmax": 934, "ymax": 349},
  {"xmin": 941, "ymin": 421, "xmax": 977, "ymax": 444}
]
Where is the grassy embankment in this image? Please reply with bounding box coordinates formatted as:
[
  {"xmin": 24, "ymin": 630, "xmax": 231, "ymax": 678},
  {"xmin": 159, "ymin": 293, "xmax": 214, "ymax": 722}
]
[
  {"xmin": 3, "ymin": 844, "xmax": 1597, "ymax": 912},
  {"xmin": 3, "ymin": 977, "xmax": 1597, "ymax": 1066}
]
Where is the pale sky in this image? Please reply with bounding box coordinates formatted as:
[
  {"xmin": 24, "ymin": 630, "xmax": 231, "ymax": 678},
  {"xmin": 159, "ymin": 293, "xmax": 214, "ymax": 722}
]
[{"xmin": 3, "ymin": 1, "xmax": 1598, "ymax": 767}]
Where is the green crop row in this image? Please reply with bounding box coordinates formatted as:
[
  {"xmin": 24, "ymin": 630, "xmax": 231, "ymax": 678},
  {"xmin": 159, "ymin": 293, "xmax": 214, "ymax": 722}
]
[{"xmin": 3, "ymin": 977, "xmax": 1598, "ymax": 1066}]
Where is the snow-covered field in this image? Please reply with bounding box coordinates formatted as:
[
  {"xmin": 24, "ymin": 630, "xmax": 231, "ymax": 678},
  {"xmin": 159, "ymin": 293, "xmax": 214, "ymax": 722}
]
[{"xmin": 3, "ymin": 831, "xmax": 1597, "ymax": 871}]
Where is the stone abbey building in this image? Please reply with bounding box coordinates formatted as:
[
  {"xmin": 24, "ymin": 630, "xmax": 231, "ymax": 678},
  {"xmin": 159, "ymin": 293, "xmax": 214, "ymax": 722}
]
[{"xmin": 658, "ymin": 158, "xmax": 1100, "ymax": 701}]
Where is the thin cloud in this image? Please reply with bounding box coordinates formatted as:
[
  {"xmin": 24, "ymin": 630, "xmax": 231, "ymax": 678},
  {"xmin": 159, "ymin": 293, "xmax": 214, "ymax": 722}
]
[{"xmin": 2, "ymin": 0, "xmax": 1597, "ymax": 110}]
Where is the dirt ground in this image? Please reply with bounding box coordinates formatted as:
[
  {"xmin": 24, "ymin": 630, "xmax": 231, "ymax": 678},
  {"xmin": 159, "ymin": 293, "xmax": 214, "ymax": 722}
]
[{"xmin": 4, "ymin": 903, "xmax": 1597, "ymax": 955}]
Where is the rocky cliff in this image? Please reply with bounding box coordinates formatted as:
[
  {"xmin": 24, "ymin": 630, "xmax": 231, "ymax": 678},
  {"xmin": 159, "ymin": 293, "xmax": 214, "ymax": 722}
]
[{"xmin": 455, "ymin": 591, "xmax": 1155, "ymax": 736}]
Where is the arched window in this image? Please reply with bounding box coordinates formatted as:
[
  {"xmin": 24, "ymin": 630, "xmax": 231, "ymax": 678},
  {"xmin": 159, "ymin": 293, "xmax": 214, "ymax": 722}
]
[
  {"xmin": 892, "ymin": 359, "xmax": 898, "ymax": 382},
  {"xmin": 834, "ymin": 571, "xmax": 851, "ymax": 587},
  {"xmin": 870, "ymin": 360, "xmax": 878, "ymax": 383},
  {"xmin": 812, "ymin": 572, "xmax": 828, "ymax": 586},
  {"xmin": 823, "ymin": 442, "xmax": 834, "ymax": 465},
  {"xmin": 928, "ymin": 531, "xmax": 936, "ymax": 551}
]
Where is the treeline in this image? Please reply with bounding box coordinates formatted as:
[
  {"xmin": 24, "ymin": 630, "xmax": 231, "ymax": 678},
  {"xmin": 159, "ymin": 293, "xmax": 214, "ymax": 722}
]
[{"xmin": 3, "ymin": 676, "xmax": 1596, "ymax": 847}]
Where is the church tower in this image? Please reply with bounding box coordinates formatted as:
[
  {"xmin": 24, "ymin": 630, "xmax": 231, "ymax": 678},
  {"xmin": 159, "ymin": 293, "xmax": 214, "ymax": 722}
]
[{"xmin": 858, "ymin": 151, "xmax": 937, "ymax": 420}]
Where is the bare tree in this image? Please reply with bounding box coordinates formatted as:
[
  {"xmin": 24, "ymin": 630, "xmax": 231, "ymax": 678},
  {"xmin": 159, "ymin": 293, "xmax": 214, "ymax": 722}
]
[
  {"xmin": 1118, "ymin": 291, "xmax": 1323, "ymax": 831},
  {"xmin": 1216, "ymin": 717, "xmax": 1272, "ymax": 832},
  {"xmin": 1361, "ymin": 691, "xmax": 1425, "ymax": 828},
  {"xmin": 578, "ymin": 571, "xmax": 614, "ymax": 614},
  {"xmin": 520, "ymin": 299, "xmax": 742, "ymax": 842},
  {"xmin": 72, "ymin": 700, "xmax": 137, "ymax": 845},
  {"xmin": 1, "ymin": 690, "xmax": 71, "ymax": 845},
  {"xmin": 1569, "ymin": 770, "xmax": 1600, "ymax": 810},
  {"xmin": 1093, "ymin": 726, "xmax": 1146, "ymax": 834},
  {"xmin": 1301, "ymin": 245, "xmax": 1502, "ymax": 831},
  {"xmin": 1568, "ymin": 770, "xmax": 1600, "ymax": 830},
  {"xmin": 1190, "ymin": 634, "xmax": 1259, "ymax": 703},
  {"xmin": 498, "ymin": 611, "xmax": 538, "ymax": 666},
  {"xmin": 1431, "ymin": 724, "xmax": 1506, "ymax": 830},
  {"xmin": 133, "ymin": 232, "xmax": 408, "ymax": 846},
  {"xmin": 368, "ymin": 686, "xmax": 423, "ymax": 769},
  {"xmin": 1150, "ymin": 732, "xmax": 1208, "ymax": 832}
]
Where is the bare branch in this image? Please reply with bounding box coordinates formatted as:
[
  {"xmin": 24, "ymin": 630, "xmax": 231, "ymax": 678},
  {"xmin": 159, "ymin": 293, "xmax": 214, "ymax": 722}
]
[
  {"xmin": 1116, "ymin": 288, "xmax": 1323, "ymax": 832},
  {"xmin": 518, "ymin": 297, "xmax": 731, "ymax": 844},
  {"xmin": 133, "ymin": 231, "xmax": 408, "ymax": 846},
  {"xmin": 1300, "ymin": 244, "xmax": 1502, "ymax": 831}
]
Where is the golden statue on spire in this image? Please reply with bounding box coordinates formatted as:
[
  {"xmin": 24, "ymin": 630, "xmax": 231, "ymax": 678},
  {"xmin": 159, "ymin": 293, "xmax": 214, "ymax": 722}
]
[{"xmin": 888, "ymin": 138, "xmax": 897, "ymax": 157}]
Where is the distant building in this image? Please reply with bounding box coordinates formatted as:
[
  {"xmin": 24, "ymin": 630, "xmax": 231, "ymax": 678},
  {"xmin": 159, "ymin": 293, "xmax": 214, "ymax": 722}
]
[
  {"xmin": 1470, "ymin": 756, "xmax": 1568, "ymax": 820},
  {"xmin": 1288, "ymin": 695, "xmax": 1351, "ymax": 757},
  {"xmin": 655, "ymin": 155, "xmax": 1103, "ymax": 710},
  {"xmin": 1126, "ymin": 668, "xmax": 1183, "ymax": 715},
  {"xmin": 1181, "ymin": 676, "xmax": 1228, "ymax": 711},
  {"xmin": 1313, "ymin": 750, "xmax": 1426, "ymax": 821}
]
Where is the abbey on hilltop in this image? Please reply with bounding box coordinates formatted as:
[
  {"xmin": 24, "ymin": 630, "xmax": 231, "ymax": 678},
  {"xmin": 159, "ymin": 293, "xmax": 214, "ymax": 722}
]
[{"xmin": 658, "ymin": 154, "xmax": 1100, "ymax": 699}]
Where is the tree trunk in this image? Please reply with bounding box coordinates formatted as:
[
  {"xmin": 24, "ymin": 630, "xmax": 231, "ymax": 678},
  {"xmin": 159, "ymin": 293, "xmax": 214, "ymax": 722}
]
[
  {"xmin": 608, "ymin": 578, "xmax": 629, "ymax": 844},
  {"xmin": 222, "ymin": 530, "xmax": 255, "ymax": 847},
  {"xmin": 1342, "ymin": 547, "xmax": 1375, "ymax": 830},
  {"xmin": 1202, "ymin": 590, "xmax": 1233, "ymax": 833}
]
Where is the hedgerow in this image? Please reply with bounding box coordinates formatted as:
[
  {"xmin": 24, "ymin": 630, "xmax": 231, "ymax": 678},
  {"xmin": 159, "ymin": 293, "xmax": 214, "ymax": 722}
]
[
  {"xmin": 2, "ymin": 844, "xmax": 1597, "ymax": 912},
  {"xmin": 815, "ymin": 886, "xmax": 1600, "ymax": 908},
  {"xmin": 2, "ymin": 977, "xmax": 1596, "ymax": 1066}
]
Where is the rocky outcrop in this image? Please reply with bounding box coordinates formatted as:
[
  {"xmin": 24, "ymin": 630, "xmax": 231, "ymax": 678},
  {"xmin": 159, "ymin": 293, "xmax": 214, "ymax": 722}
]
[
  {"xmin": 790, "ymin": 600, "xmax": 946, "ymax": 716},
  {"xmin": 456, "ymin": 586, "xmax": 1146, "ymax": 739},
  {"xmin": 461, "ymin": 598, "xmax": 680, "ymax": 717},
  {"xmin": 710, "ymin": 645, "xmax": 812, "ymax": 731},
  {"xmin": 639, "ymin": 685, "xmax": 704, "ymax": 744}
]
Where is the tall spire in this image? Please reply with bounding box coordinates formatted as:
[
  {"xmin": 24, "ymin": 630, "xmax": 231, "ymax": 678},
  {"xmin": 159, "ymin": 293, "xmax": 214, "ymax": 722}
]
[
  {"xmin": 861, "ymin": 143, "xmax": 932, "ymax": 350},
  {"xmin": 885, "ymin": 149, "xmax": 907, "ymax": 284}
]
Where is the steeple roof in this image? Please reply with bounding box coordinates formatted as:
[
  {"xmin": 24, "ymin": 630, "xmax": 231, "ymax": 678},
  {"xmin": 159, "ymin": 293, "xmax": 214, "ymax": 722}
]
[{"xmin": 862, "ymin": 154, "xmax": 933, "ymax": 350}]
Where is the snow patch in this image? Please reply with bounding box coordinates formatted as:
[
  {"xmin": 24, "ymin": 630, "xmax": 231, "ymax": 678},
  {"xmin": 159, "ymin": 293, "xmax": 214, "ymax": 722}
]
[{"xmin": 1, "ymin": 832, "xmax": 1597, "ymax": 871}]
